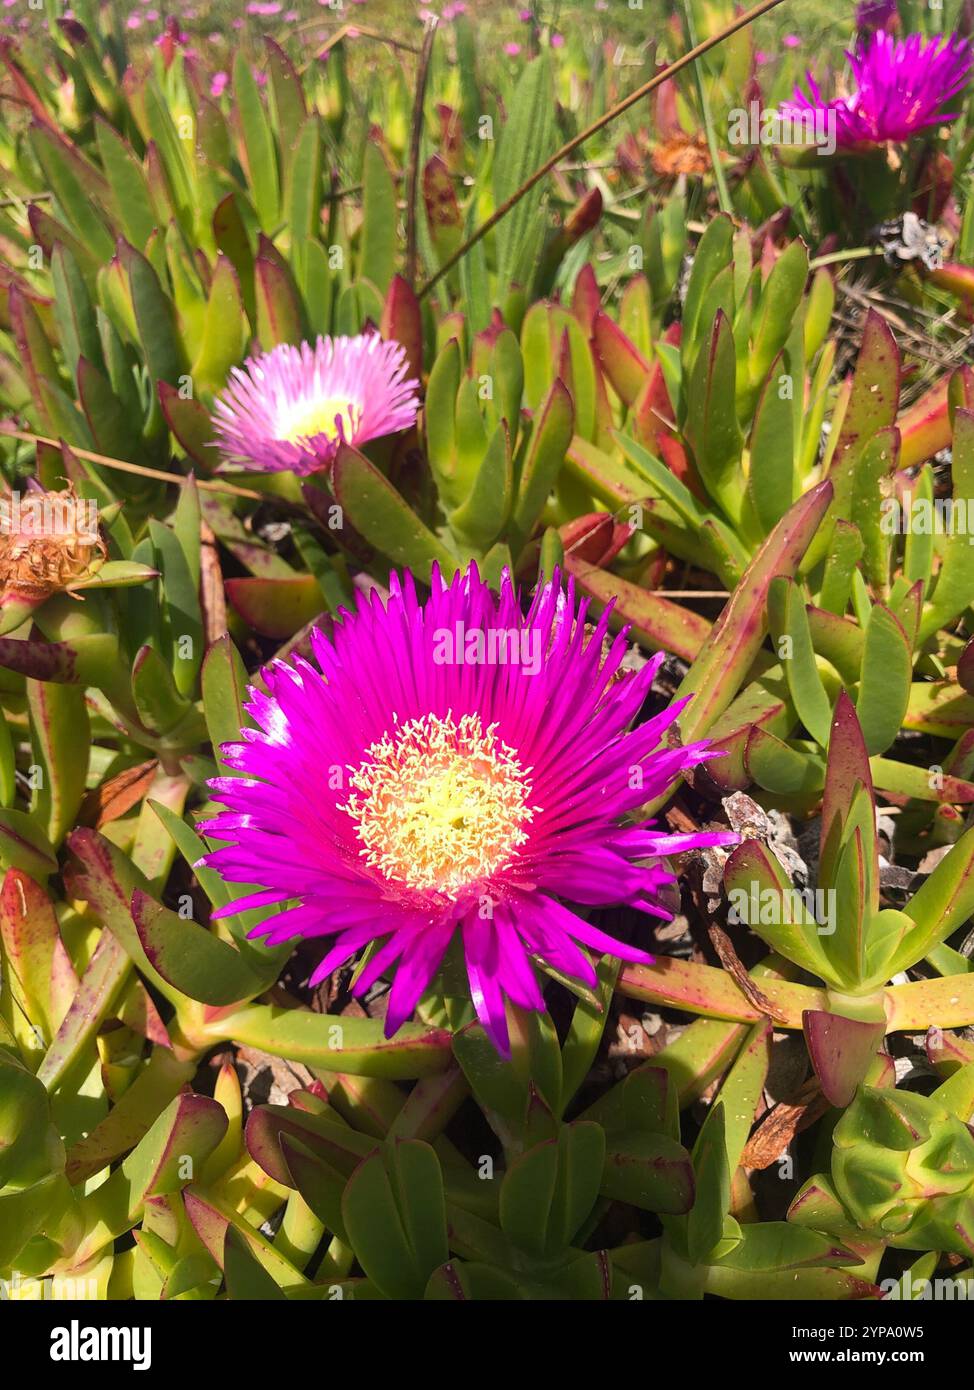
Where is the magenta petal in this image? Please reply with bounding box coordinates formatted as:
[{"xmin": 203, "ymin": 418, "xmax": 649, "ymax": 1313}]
[
  {"xmin": 493, "ymin": 906, "xmax": 546, "ymax": 1011},
  {"xmin": 532, "ymin": 894, "xmax": 654, "ymax": 964},
  {"xmin": 383, "ymin": 921, "xmax": 456, "ymax": 1035},
  {"xmin": 463, "ymin": 915, "xmax": 511, "ymax": 1057},
  {"xmin": 307, "ymin": 922, "xmax": 393, "ymax": 985}
]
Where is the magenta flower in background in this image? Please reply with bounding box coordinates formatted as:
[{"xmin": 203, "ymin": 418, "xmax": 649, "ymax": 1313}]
[
  {"xmin": 212, "ymin": 332, "xmax": 420, "ymax": 474},
  {"xmin": 199, "ymin": 566, "xmax": 736, "ymax": 1054},
  {"xmin": 210, "ymin": 70, "xmax": 229, "ymax": 97},
  {"xmin": 155, "ymin": 25, "xmax": 188, "ymax": 47},
  {"xmin": 783, "ymin": 31, "xmax": 973, "ymax": 147}
]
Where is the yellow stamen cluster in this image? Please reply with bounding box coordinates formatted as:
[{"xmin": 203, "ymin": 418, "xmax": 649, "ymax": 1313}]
[
  {"xmin": 279, "ymin": 395, "xmax": 359, "ymax": 445},
  {"xmin": 341, "ymin": 711, "xmax": 536, "ymax": 896}
]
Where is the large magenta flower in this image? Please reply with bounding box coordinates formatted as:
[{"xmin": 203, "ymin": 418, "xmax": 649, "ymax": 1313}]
[
  {"xmin": 198, "ymin": 566, "xmax": 735, "ymax": 1054},
  {"xmin": 212, "ymin": 331, "xmax": 420, "ymax": 475},
  {"xmin": 783, "ymin": 31, "xmax": 972, "ymax": 148}
]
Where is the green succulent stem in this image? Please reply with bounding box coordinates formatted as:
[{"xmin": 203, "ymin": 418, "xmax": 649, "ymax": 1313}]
[{"xmin": 824, "ymin": 990, "xmax": 888, "ymax": 1022}]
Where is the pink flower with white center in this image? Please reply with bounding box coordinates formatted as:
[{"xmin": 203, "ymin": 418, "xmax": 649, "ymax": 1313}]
[{"xmin": 212, "ymin": 332, "xmax": 421, "ymax": 475}]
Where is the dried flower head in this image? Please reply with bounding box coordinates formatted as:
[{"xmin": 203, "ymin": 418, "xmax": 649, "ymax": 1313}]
[
  {"xmin": 0, "ymin": 482, "xmax": 105, "ymax": 599},
  {"xmin": 651, "ymin": 132, "xmax": 711, "ymax": 178}
]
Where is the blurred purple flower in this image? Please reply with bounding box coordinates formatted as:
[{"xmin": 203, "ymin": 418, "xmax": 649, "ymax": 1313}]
[
  {"xmin": 210, "ymin": 70, "xmax": 229, "ymax": 97},
  {"xmin": 504, "ymin": 41, "xmax": 521, "ymax": 57},
  {"xmin": 856, "ymin": 0, "xmax": 898, "ymax": 32},
  {"xmin": 155, "ymin": 26, "xmax": 188, "ymax": 46}
]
